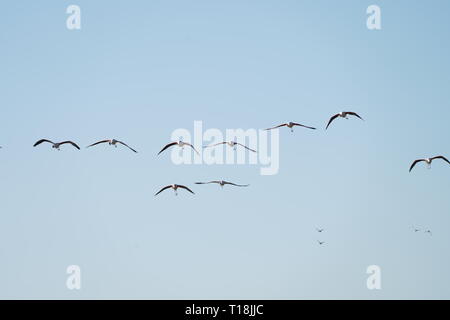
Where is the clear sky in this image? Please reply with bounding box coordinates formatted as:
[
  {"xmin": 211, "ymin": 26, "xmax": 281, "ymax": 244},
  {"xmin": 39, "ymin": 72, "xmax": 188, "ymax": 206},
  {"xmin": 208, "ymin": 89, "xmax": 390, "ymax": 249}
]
[{"xmin": 0, "ymin": 0, "xmax": 449, "ymax": 299}]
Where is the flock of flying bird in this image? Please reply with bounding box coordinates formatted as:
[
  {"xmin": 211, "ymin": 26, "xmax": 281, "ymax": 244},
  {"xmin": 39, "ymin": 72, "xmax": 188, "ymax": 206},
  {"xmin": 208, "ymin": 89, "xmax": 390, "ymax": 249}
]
[
  {"xmin": 23, "ymin": 111, "xmax": 450, "ymax": 188},
  {"xmin": 3, "ymin": 110, "xmax": 448, "ymax": 242},
  {"xmin": 26, "ymin": 112, "xmax": 375, "ymax": 197}
]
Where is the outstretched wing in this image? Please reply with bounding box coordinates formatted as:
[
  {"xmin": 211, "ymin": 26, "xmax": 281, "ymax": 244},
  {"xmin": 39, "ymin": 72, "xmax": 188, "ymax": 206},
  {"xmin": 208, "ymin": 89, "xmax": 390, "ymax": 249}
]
[
  {"xmin": 203, "ymin": 142, "xmax": 226, "ymax": 149},
  {"xmin": 117, "ymin": 140, "xmax": 138, "ymax": 153},
  {"xmin": 223, "ymin": 181, "xmax": 249, "ymax": 187},
  {"xmin": 59, "ymin": 141, "xmax": 80, "ymax": 150},
  {"xmin": 235, "ymin": 143, "xmax": 257, "ymax": 153},
  {"xmin": 431, "ymin": 155, "xmax": 450, "ymax": 165},
  {"xmin": 33, "ymin": 139, "xmax": 54, "ymax": 147},
  {"xmin": 86, "ymin": 140, "xmax": 110, "ymax": 148},
  {"xmin": 346, "ymin": 112, "xmax": 364, "ymax": 121},
  {"xmin": 265, "ymin": 123, "xmax": 287, "ymax": 131},
  {"xmin": 154, "ymin": 185, "xmax": 172, "ymax": 196},
  {"xmin": 325, "ymin": 114, "xmax": 339, "ymax": 130},
  {"xmin": 409, "ymin": 159, "xmax": 425, "ymax": 172},
  {"xmin": 292, "ymin": 123, "xmax": 316, "ymax": 130},
  {"xmin": 158, "ymin": 142, "xmax": 177, "ymax": 155},
  {"xmin": 195, "ymin": 181, "xmax": 221, "ymax": 185},
  {"xmin": 178, "ymin": 185, "xmax": 195, "ymax": 194},
  {"xmin": 185, "ymin": 143, "xmax": 200, "ymax": 156}
]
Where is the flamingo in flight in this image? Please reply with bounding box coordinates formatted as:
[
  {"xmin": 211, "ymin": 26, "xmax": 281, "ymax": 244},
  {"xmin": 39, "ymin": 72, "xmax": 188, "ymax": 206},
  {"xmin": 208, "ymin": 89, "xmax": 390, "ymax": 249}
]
[
  {"xmin": 265, "ymin": 122, "xmax": 316, "ymax": 132},
  {"xmin": 33, "ymin": 139, "xmax": 80, "ymax": 150},
  {"xmin": 158, "ymin": 141, "xmax": 199, "ymax": 156},
  {"xmin": 195, "ymin": 180, "xmax": 249, "ymax": 188},
  {"xmin": 86, "ymin": 139, "xmax": 138, "ymax": 153},
  {"xmin": 409, "ymin": 156, "xmax": 450, "ymax": 172},
  {"xmin": 326, "ymin": 112, "xmax": 364, "ymax": 129},
  {"xmin": 203, "ymin": 140, "xmax": 256, "ymax": 153},
  {"xmin": 154, "ymin": 184, "xmax": 195, "ymax": 196}
]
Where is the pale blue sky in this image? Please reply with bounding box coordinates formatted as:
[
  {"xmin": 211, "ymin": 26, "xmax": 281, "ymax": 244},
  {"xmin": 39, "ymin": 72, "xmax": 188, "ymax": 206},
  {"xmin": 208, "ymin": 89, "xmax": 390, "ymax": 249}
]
[{"xmin": 0, "ymin": 0, "xmax": 449, "ymax": 299}]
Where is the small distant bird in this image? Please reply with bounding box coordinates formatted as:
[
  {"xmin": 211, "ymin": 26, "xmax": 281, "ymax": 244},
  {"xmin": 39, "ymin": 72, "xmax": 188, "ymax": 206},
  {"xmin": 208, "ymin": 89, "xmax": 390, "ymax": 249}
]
[
  {"xmin": 265, "ymin": 122, "xmax": 316, "ymax": 132},
  {"xmin": 425, "ymin": 230, "xmax": 432, "ymax": 236},
  {"xmin": 158, "ymin": 140, "xmax": 199, "ymax": 156},
  {"xmin": 409, "ymin": 156, "xmax": 450, "ymax": 172},
  {"xmin": 317, "ymin": 240, "xmax": 325, "ymax": 245},
  {"xmin": 154, "ymin": 184, "xmax": 195, "ymax": 196},
  {"xmin": 195, "ymin": 180, "xmax": 249, "ymax": 188},
  {"xmin": 203, "ymin": 140, "xmax": 256, "ymax": 153},
  {"xmin": 86, "ymin": 139, "xmax": 138, "ymax": 153},
  {"xmin": 414, "ymin": 228, "xmax": 420, "ymax": 233},
  {"xmin": 316, "ymin": 228, "xmax": 324, "ymax": 233},
  {"xmin": 326, "ymin": 111, "xmax": 364, "ymax": 129},
  {"xmin": 33, "ymin": 139, "xmax": 80, "ymax": 150}
]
